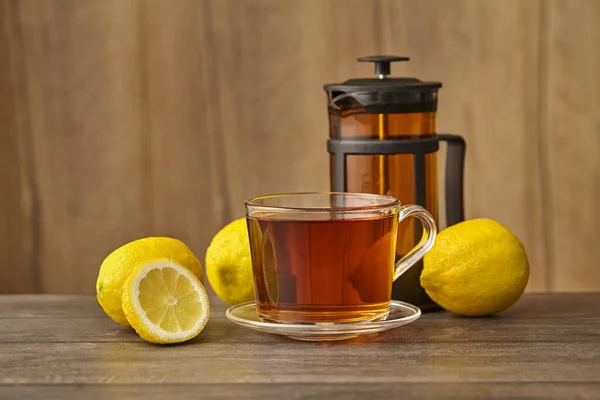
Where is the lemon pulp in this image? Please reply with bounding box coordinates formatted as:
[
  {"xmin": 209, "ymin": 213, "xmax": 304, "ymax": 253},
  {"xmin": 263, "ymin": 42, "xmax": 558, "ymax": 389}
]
[{"xmin": 122, "ymin": 259, "xmax": 210, "ymax": 344}]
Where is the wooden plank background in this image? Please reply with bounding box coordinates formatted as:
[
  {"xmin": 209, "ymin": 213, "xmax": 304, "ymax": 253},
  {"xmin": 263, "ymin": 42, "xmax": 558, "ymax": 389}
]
[{"xmin": 0, "ymin": 0, "xmax": 598, "ymax": 294}]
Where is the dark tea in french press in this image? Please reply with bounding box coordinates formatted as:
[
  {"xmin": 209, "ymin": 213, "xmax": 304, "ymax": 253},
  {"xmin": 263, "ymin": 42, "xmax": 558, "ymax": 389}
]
[{"xmin": 324, "ymin": 56, "xmax": 466, "ymax": 310}]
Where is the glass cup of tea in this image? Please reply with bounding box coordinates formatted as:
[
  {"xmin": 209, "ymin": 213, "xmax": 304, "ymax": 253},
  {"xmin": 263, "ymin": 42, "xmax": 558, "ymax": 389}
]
[{"xmin": 245, "ymin": 192, "xmax": 436, "ymax": 324}]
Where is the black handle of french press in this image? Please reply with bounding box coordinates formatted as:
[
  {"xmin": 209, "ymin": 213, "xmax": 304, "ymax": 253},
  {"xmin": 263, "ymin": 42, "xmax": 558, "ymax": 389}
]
[
  {"xmin": 357, "ymin": 55, "xmax": 410, "ymax": 77},
  {"xmin": 438, "ymin": 134, "xmax": 466, "ymax": 226}
]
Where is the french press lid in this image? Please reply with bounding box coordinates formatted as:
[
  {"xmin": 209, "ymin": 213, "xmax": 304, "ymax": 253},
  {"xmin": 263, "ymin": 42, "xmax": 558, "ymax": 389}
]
[{"xmin": 323, "ymin": 56, "xmax": 442, "ymax": 114}]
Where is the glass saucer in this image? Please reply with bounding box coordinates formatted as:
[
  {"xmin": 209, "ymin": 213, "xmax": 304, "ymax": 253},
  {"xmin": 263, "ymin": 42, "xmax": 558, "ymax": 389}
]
[{"xmin": 225, "ymin": 300, "xmax": 421, "ymax": 341}]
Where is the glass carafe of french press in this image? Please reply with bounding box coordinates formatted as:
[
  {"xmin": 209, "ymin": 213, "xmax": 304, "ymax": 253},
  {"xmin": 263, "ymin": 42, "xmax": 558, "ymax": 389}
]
[{"xmin": 324, "ymin": 56, "xmax": 466, "ymax": 311}]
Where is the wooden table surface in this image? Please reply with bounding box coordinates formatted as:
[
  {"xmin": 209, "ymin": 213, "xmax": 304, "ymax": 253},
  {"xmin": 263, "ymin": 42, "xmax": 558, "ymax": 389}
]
[{"xmin": 0, "ymin": 294, "xmax": 599, "ymax": 399}]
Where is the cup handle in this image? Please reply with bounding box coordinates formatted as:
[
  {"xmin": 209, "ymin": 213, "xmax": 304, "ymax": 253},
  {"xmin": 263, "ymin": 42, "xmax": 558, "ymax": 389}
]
[{"xmin": 393, "ymin": 205, "xmax": 437, "ymax": 281}]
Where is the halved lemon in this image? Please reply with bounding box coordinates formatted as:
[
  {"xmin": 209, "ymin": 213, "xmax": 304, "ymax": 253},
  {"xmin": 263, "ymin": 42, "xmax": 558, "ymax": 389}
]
[{"xmin": 121, "ymin": 259, "xmax": 210, "ymax": 344}]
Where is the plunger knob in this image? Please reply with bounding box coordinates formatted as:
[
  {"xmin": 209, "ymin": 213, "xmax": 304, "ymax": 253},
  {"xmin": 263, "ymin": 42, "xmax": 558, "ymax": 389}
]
[{"xmin": 357, "ymin": 55, "xmax": 410, "ymax": 78}]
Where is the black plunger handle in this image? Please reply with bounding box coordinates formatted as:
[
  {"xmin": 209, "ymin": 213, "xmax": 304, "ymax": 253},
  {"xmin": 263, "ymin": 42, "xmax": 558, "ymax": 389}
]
[
  {"xmin": 357, "ymin": 55, "xmax": 410, "ymax": 77},
  {"xmin": 438, "ymin": 134, "xmax": 466, "ymax": 226}
]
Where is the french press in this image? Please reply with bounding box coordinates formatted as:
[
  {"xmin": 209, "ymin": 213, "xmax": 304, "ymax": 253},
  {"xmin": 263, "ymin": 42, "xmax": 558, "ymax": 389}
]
[{"xmin": 324, "ymin": 56, "xmax": 466, "ymax": 311}]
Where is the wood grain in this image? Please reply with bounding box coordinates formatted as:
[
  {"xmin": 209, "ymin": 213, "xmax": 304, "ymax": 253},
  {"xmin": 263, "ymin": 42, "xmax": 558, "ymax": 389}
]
[
  {"xmin": 2, "ymin": 294, "xmax": 600, "ymax": 345},
  {"xmin": 543, "ymin": 0, "xmax": 600, "ymax": 291},
  {"xmin": 4, "ymin": 0, "xmax": 152, "ymax": 293},
  {"xmin": 0, "ymin": 0, "xmax": 229, "ymax": 293},
  {"xmin": 377, "ymin": 0, "xmax": 547, "ymax": 291},
  {"xmin": 207, "ymin": 0, "xmax": 339, "ymax": 219},
  {"xmin": 2, "ymin": 383, "xmax": 600, "ymax": 400},
  {"xmin": 5, "ymin": 340, "xmax": 598, "ymax": 384},
  {"xmin": 0, "ymin": 1, "xmax": 37, "ymax": 292},
  {"xmin": 139, "ymin": 0, "xmax": 227, "ymax": 259},
  {"xmin": 1, "ymin": 0, "xmax": 600, "ymax": 294},
  {"xmin": 0, "ymin": 294, "xmax": 599, "ymax": 399}
]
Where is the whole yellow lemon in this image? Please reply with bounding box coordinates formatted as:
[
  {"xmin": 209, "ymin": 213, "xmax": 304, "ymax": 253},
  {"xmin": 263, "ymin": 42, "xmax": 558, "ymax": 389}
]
[
  {"xmin": 205, "ymin": 218, "xmax": 255, "ymax": 305},
  {"xmin": 421, "ymin": 218, "xmax": 529, "ymax": 316}
]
